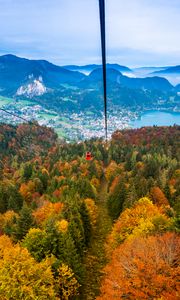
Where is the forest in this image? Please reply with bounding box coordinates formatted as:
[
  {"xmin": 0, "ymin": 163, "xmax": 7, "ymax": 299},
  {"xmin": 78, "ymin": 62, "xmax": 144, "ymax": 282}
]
[{"xmin": 0, "ymin": 123, "xmax": 179, "ymax": 299}]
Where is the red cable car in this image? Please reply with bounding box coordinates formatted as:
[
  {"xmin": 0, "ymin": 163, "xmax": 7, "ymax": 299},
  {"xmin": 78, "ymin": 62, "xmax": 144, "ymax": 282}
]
[{"xmin": 86, "ymin": 151, "xmax": 92, "ymax": 161}]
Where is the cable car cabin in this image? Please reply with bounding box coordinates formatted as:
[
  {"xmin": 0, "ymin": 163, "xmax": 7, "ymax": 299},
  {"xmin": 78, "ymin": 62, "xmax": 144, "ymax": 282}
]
[{"xmin": 86, "ymin": 151, "xmax": 92, "ymax": 161}]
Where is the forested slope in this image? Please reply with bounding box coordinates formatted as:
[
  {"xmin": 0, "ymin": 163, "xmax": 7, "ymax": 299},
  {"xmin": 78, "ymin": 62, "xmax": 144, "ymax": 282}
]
[{"xmin": 0, "ymin": 123, "xmax": 179, "ymax": 299}]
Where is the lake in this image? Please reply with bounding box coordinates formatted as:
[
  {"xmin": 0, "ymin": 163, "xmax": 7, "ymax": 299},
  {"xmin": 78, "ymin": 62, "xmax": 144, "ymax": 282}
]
[{"xmin": 130, "ymin": 110, "xmax": 180, "ymax": 128}]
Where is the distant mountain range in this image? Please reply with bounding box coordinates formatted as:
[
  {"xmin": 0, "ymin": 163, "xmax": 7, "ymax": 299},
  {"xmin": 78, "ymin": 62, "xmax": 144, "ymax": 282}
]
[
  {"xmin": 63, "ymin": 63, "xmax": 132, "ymax": 74},
  {"xmin": 151, "ymin": 65, "xmax": 180, "ymax": 75},
  {"xmin": 135, "ymin": 66, "xmax": 180, "ymax": 86},
  {"xmin": 0, "ymin": 54, "xmax": 179, "ymax": 112}
]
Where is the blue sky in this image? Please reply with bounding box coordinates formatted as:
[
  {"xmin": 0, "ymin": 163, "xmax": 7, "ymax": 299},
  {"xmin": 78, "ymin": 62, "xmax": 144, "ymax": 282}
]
[{"xmin": 0, "ymin": 0, "xmax": 180, "ymax": 67}]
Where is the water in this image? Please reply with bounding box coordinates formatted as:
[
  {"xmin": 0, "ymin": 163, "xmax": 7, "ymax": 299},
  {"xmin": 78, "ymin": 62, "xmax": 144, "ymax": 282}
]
[{"xmin": 130, "ymin": 110, "xmax": 180, "ymax": 128}]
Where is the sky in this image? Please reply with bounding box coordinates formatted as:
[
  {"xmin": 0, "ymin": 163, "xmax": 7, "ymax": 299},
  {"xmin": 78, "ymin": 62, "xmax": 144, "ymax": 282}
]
[{"xmin": 0, "ymin": 0, "xmax": 180, "ymax": 67}]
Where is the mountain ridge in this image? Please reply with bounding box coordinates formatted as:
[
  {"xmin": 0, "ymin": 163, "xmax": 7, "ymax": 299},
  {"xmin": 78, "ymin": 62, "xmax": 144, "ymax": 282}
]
[
  {"xmin": 151, "ymin": 65, "xmax": 180, "ymax": 75},
  {"xmin": 0, "ymin": 54, "xmax": 179, "ymax": 115}
]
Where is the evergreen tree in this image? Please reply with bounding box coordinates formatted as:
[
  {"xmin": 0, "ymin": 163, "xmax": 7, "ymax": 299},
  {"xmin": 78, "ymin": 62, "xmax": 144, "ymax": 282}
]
[
  {"xmin": 7, "ymin": 186, "xmax": 23, "ymax": 212},
  {"xmin": 123, "ymin": 183, "xmax": 138, "ymax": 209},
  {"xmin": 23, "ymin": 164, "xmax": 33, "ymax": 182},
  {"xmin": 15, "ymin": 205, "xmax": 35, "ymax": 240},
  {"xmin": 108, "ymin": 179, "xmax": 127, "ymax": 220},
  {"xmin": 79, "ymin": 202, "xmax": 92, "ymax": 246},
  {"xmin": 69, "ymin": 218, "xmax": 85, "ymax": 256},
  {"xmin": 164, "ymin": 183, "xmax": 172, "ymax": 205},
  {"xmin": 59, "ymin": 232, "xmax": 84, "ymax": 283},
  {"xmin": 0, "ymin": 184, "xmax": 7, "ymax": 213},
  {"xmin": 75, "ymin": 178, "xmax": 95, "ymax": 199}
]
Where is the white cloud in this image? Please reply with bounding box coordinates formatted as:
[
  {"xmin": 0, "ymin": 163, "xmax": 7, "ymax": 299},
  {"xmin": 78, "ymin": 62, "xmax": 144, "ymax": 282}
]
[{"xmin": 0, "ymin": 0, "xmax": 179, "ymax": 66}]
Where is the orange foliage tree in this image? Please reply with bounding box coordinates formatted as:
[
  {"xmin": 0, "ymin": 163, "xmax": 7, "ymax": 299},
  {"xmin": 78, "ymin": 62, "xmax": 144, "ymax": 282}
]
[
  {"xmin": 33, "ymin": 201, "xmax": 64, "ymax": 226},
  {"xmin": 19, "ymin": 181, "xmax": 36, "ymax": 203},
  {"xmin": 97, "ymin": 232, "xmax": 180, "ymax": 300},
  {"xmin": 150, "ymin": 186, "xmax": 169, "ymax": 206}
]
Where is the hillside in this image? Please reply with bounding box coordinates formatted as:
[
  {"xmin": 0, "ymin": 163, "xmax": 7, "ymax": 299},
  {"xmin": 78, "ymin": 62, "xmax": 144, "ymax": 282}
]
[
  {"xmin": 0, "ymin": 54, "xmax": 85, "ymax": 96},
  {"xmin": 0, "ymin": 123, "xmax": 179, "ymax": 299}
]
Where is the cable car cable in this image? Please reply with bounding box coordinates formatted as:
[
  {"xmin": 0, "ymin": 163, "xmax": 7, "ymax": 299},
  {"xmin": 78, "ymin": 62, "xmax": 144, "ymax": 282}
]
[
  {"xmin": 0, "ymin": 108, "xmax": 32, "ymax": 123},
  {"xmin": 99, "ymin": 0, "xmax": 107, "ymax": 141}
]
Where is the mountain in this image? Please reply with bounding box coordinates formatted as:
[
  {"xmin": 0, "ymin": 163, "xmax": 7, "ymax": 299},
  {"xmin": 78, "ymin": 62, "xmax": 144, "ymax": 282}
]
[
  {"xmin": 0, "ymin": 54, "xmax": 85, "ymax": 96},
  {"xmin": 83, "ymin": 68, "xmax": 122, "ymax": 83},
  {"xmin": 63, "ymin": 63, "xmax": 132, "ymax": 74},
  {"xmin": 133, "ymin": 66, "xmax": 169, "ymax": 77},
  {"xmin": 80, "ymin": 68, "xmax": 173, "ymax": 91},
  {"xmin": 151, "ymin": 65, "xmax": 180, "ymax": 75},
  {"xmin": 120, "ymin": 75, "xmax": 173, "ymax": 91},
  {"xmin": 148, "ymin": 65, "xmax": 180, "ymax": 85},
  {"xmin": 63, "ymin": 64, "xmax": 99, "ymax": 74},
  {"xmin": 175, "ymin": 84, "xmax": 180, "ymax": 92}
]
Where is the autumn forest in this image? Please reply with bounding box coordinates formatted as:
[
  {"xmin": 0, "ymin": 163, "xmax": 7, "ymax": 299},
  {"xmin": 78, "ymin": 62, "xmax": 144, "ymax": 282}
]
[{"xmin": 0, "ymin": 123, "xmax": 179, "ymax": 299}]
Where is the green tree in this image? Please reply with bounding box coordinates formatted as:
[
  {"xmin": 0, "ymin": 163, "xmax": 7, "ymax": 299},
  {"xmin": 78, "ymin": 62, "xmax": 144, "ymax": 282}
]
[
  {"xmin": 79, "ymin": 201, "xmax": 92, "ymax": 246},
  {"xmin": 0, "ymin": 183, "xmax": 7, "ymax": 213},
  {"xmin": 8, "ymin": 186, "xmax": 23, "ymax": 212},
  {"xmin": 108, "ymin": 178, "xmax": 127, "ymax": 220},
  {"xmin": 23, "ymin": 163, "xmax": 33, "ymax": 182},
  {"xmin": 75, "ymin": 178, "xmax": 95, "ymax": 199},
  {"xmin": 22, "ymin": 228, "xmax": 49, "ymax": 262},
  {"xmin": 15, "ymin": 205, "xmax": 35, "ymax": 240}
]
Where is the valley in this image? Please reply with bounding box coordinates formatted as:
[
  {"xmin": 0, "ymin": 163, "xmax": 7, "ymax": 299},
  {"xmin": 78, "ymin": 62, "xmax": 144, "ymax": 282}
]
[
  {"xmin": 0, "ymin": 93, "xmax": 179, "ymax": 141},
  {"xmin": 0, "ymin": 55, "xmax": 180, "ymax": 141},
  {"xmin": 0, "ymin": 96, "xmax": 137, "ymax": 140}
]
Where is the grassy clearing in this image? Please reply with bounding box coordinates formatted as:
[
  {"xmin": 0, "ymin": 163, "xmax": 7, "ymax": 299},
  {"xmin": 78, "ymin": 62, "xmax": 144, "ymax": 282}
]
[
  {"xmin": 39, "ymin": 113, "xmax": 58, "ymax": 120},
  {"xmin": 0, "ymin": 96, "xmax": 13, "ymax": 107},
  {"xmin": 81, "ymin": 179, "xmax": 112, "ymax": 300},
  {"xmin": 16, "ymin": 99, "xmax": 36, "ymax": 106},
  {"xmin": 55, "ymin": 127, "xmax": 67, "ymax": 138},
  {"xmin": 60, "ymin": 84, "xmax": 79, "ymax": 90}
]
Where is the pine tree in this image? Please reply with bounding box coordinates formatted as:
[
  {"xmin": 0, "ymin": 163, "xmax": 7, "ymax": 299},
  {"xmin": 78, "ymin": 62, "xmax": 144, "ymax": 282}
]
[
  {"xmin": 0, "ymin": 184, "xmax": 7, "ymax": 213},
  {"xmin": 7, "ymin": 186, "xmax": 23, "ymax": 212},
  {"xmin": 79, "ymin": 201, "xmax": 92, "ymax": 246},
  {"xmin": 123, "ymin": 183, "xmax": 138, "ymax": 209},
  {"xmin": 15, "ymin": 205, "xmax": 35, "ymax": 240},
  {"xmin": 108, "ymin": 178, "xmax": 127, "ymax": 220},
  {"xmin": 23, "ymin": 163, "xmax": 33, "ymax": 182},
  {"xmin": 59, "ymin": 232, "xmax": 84, "ymax": 283}
]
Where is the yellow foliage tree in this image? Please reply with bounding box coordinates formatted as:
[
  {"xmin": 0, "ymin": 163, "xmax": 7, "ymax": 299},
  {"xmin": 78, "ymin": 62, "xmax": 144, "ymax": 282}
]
[
  {"xmin": 0, "ymin": 210, "xmax": 18, "ymax": 234},
  {"xmin": 105, "ymin": 161, "xmax": 118, "ymax": 181},
  {"xmin": 90, "ymin": 178, "xmax": 100, "ymax": 191},
  {"xmin": 84, "ymin": 198, "xmax": 98, "ymax": 228},
  {"xmin": 107, "ymin": 197, "xmax": 172, "ymax": 251},
  {"xmin": 0, "ymin": 235, "xmax": 56, "ymax": 300},
  {"xmin": 56, "ymin": 263, "xmax": 80, "ymax": 300},
  {"xmin": 56, "ymin": 219, "xmax": 69, "ymax": 233}
]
